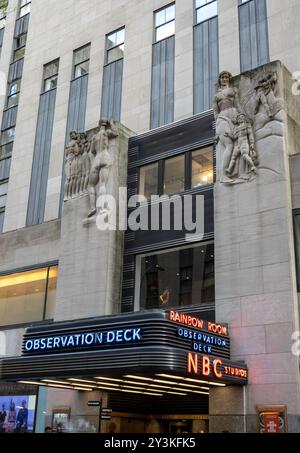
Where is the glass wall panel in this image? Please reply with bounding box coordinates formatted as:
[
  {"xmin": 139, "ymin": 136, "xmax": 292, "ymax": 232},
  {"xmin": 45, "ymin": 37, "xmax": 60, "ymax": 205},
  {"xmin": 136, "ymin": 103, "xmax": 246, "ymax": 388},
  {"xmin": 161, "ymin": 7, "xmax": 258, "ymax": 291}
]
[
  {"xmin": 0, "ymin": 265, "xmax": 57, "ymax": 326},
  {"xmin": 191, "ymin": 147, "xmax": 214, "ymax": 187},
  {"xmin": 139, "ymin": 162, "xmax": 159, "ymax": 199},
  {"xmin": 164, "ymin": 155, "xmax": 185, "ymax": 195},
  {"xmin": 139, "ymin": 243, "xmax": 215, "ymax": 310}
]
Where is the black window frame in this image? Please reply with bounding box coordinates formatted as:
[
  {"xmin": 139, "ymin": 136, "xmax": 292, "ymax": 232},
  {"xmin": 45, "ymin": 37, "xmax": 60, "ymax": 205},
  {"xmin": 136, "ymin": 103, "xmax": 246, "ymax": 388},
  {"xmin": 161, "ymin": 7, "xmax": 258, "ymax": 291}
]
[
  {"xmin": 138, "ymin": 145, "xmax": 215, "ymax": 199},
  {"xmin": 154, "ymin": 2, "xmax": 176, "ymax": 44},
  {"xmin": 105, "ymin": 26, "xmax": 125, "ymax": 66},
  {"xmin": 195, "ymin": 0, "xmax": 218, "ymax": 25}
]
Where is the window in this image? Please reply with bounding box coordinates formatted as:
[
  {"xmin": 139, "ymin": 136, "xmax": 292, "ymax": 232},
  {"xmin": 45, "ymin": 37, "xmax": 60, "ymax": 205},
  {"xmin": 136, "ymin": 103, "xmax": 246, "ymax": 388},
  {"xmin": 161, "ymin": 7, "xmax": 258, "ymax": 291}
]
[
  {"xmin": 0, "ymin": 0, "xmax": 8, "ymax": 26},
  {"xmin": 0, "ymin": 180, "xmax": 8, "ymax": 209},
  {"xmin": 43, "ymin": 59, "xmax": 59, "ymax": 92},
  {"xmin": 139, "ymin": 162, "xmax": 159, "ymax": 199},
  {"xmin": 13, "ymin": 46, "xmax": 25, "ymax": 61},
  {"xmin": 19, "ymin": 0, "xmax": 31, "ymax": 18},
  {"xmin": 238, "ymin": 0, "xmax": 269, "ymax": 72},
  {"xmin": 154, "ymin": 3, "xmax": 175, "ymax": 42},
  {"xmin": 73, "ymin": 44, "xmax": 90, "ymax": 79},
  {"xmin": 191, "ymin": 147, "xmax": 214, "ymax": 188},
  {"xmin": 195, "ymin": 0, "xmax": 217, "ymax": 24},
  {"xmin": 0, "ymin": 265, "xmax": 58, "ymax": 326},
  {"xmin": 7, "ymin": 80, "xmax": 21, "ymax": 108},
  {"xmin": 139, "ymin": 146, "xmax": 214, "ymax": 198},
  {"xmin": 164, "ymin": 154, "xmax": 185, "ymax": 195},
  {"xmin": 106, "ymin": 27, "xmax": 125, "ymax": 64},
  {"xmin": 138, "ymin": 243, "xmax": 215, "ymax": 310},
  {"xmin": 0, "ymin": 127, "xmax": 15, "ymax": 157},
  {"xmin": 15, "ymin": 33, "xmax": 27, "ymax": 49}
]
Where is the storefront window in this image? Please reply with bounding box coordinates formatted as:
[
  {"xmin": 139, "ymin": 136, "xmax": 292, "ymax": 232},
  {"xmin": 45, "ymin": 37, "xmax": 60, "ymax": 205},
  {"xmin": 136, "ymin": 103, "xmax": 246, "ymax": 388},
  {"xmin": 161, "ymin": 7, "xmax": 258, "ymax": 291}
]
[
  {"xmin": 138, "ymin": 243, "xmax": 214, "ymax": 310},
  {"xmin": 0, "ymin": 265, "xmax": 58, "ymax": 326},
  {"xmin": 191, "ymin": 147, "xmax": 214, "ymax": 188}
]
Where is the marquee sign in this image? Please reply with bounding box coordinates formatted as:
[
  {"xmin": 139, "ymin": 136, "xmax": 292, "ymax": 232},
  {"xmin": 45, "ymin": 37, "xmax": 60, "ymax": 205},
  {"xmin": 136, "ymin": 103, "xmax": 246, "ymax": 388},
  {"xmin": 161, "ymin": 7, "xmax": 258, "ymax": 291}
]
[{"xmin": 11, "ymin": 310, "xmax": 248, "ymax": 386}]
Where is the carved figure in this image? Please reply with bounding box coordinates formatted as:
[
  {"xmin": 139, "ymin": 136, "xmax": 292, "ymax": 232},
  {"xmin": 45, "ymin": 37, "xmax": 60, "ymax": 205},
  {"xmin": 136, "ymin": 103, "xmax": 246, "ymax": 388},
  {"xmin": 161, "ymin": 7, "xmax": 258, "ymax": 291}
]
[
  {"xmin": 87, "ymin": 119, "xmax": 119, "ymax": 218},
  {"xmin": 80, "ymin": 132, "xmax": 91, "ymax": 193},
  {"xmin": 213, "ymin": 71, "xmax": 242, "ymax": 183},
  {"xmin": 226, "ymin": 113, "xmax": 257, "ymax": 178},
  {"xmin": 64, "ymin": 131, "xmax": 80, "ymax": 199},
  {"xmin": 255, "ymin": 72, "xmax": 278, "ymax": 118}
]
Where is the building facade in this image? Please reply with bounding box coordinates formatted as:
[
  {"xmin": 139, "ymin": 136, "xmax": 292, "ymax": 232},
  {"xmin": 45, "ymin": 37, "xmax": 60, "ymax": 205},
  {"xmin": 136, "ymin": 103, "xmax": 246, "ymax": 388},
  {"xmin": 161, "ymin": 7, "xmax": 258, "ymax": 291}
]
[{"xmin": 0, "ymin": 0, "xmax": 300, "ymax": 433}]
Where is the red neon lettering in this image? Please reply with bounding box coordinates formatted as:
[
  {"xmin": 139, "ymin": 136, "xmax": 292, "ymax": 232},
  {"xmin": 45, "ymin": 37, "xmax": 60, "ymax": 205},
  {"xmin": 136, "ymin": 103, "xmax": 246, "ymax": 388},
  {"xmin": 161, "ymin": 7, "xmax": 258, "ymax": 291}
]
[
  {"xmin": 213, "ymin": 359, "xmax": 223, "ymax": 379},
  {"xmin": 188, "ymin": 353, "xmax": 198, "ymax": 374},
  {"xmin": 202, "ymin": 356, "xmax": 210, "ymax": 376}
]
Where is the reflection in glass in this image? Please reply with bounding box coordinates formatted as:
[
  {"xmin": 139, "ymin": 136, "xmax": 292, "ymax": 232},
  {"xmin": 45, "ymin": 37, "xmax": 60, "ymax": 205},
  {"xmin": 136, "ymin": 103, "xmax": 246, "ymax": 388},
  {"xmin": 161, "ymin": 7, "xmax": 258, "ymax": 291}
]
[
  {"xmin": 139, "ymin": 163, "xmax": 159, "ymax": 199},
  {"xmin": 164, "ymin": 155, "xmax": 185, "ymax": 195},
  {"xmin": 139, "ymin": 244, "xmax": 215, "ymax": 310},
  {"xmin": 191, "ymin": 147, "xmax": 213, "ymax": 188}
]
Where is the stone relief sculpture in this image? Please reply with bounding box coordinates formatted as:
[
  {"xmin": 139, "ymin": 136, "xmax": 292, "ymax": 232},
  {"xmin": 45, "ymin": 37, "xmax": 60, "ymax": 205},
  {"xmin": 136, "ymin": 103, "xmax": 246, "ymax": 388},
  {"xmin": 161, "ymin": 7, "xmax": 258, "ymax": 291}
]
[
  {"xmin": 88, "ymin": 119, "xmax": 119, "ymax": 218},
  {"xmin": 63, "ymin": 119, "xmax": 119, "ymax": 219},
  {"xmin": 214, "ymin": 66, "xmax": 284, "ymax": 185}
]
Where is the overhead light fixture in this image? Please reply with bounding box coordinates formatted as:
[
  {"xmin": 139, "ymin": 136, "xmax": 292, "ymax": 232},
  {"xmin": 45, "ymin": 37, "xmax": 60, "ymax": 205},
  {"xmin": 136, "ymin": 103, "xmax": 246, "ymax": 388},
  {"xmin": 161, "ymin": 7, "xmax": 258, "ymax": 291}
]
[
  {"xmin": 166, "ymin": 391, "xmax": 187, "ymax": 396},
  {"xmin": 73, "ymin": 387, "xmax": 93, "ymax": 392},
  {"xmin": 18, "ymin": 380, "xmax": 44, "ymax": 386},
  {"xmin": 95, "ymin": 377, "xmax": 121, "ymax": 382},
  {"xmin": 143, "ymin": 392, "xmax": 163, "ymax": 397},
  {"xmin": 191, "ymin": 391, "xmax": 209, "ymax": 395},
  {"xmin": 68, "ymin": 378, "xmax": 98, "ymax": 385},
  {"xmin": 42, "ymin": 379, "xmax": 73, "ymax": 386},
  {"xmin": 156, "ymin": 374, "xmax": 185, "ymax": 380},
  {"xmin": 47, "ymin": 384, "xmax": 75, "ymax": 390},
  {"xmin": 185, "ymin": 378, "xmax": 211, "ymax": 385},
  {"xmin": 208, "ymin": 382, "xmax": 226, "ymax": 387},
  {"xmin": 124, "ymin": 375, "xmax": 153, "ymax": 381}
]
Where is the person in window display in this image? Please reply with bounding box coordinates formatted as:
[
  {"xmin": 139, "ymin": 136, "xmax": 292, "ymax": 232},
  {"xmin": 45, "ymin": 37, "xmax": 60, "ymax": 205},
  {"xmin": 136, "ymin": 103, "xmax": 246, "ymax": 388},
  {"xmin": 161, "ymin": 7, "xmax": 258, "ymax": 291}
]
[
  {"xmin": 6, "ymin": 400, "xmax": 16, "ymax": 433},
  {"xmin": 0, "ymin": 404, "xmax": 7, "ymax": 433},
  {"xmin": 15, "ymin": 400, "xmax": 28, "ymax": 433}
]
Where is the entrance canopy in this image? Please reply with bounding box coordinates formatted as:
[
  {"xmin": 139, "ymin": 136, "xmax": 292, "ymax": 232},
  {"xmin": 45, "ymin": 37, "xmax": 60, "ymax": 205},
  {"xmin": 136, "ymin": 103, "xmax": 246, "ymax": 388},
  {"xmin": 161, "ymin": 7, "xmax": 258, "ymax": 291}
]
[{"xmin": 0, "ymin": 310, "xmax": 247, "ymax": 397}]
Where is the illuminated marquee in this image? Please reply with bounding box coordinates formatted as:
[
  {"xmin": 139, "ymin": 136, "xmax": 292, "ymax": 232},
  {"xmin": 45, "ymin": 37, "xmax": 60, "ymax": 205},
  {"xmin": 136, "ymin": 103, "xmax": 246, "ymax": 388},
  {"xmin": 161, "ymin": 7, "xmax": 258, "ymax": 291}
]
[{"xmin": 169, "ymin": 310, "xmax": 228, "ymax": 337}]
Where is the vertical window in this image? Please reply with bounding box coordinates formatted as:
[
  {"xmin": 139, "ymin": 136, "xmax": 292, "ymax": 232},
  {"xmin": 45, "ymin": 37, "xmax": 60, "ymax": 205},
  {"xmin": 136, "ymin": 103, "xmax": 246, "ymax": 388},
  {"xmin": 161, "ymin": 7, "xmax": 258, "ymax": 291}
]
[
  {"xmin": 19, "ymin": 0, "xmax": 31, "ymax": 18},
  {"xmin": 43, "ymin": 59, "xmax": 59, "ymax": 92},
  {"xmin": 73, "ymin": 44, "xmax": 90, "ymax": 79},
  {"xmin": 164, "ymin": 155, "xmax": 185, "ymax": 195},
  {"xmin": 154, "ymin": 3, "xmax": 175, "ymax": 42},
  {"xmin": 101, "ymin": 27, "xmax": 125, "ymax": 121},
  {"xmin": 27, "ymin": 59, "xmax": 59, "ymax": 226},
  {"xmin": 106, "ymin": 28, "xmax": 125, "ymax": 64},
  {"xmin": 238, "ymin": 0, "xmax": 269, "ymax": 72},
  {"xmin": 151, "ymin": 5, "xmax": 175, "ymax": 129},
  {"xmin": 194, "ymin": 0, "xmax": 219, "ymax": 113}
]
